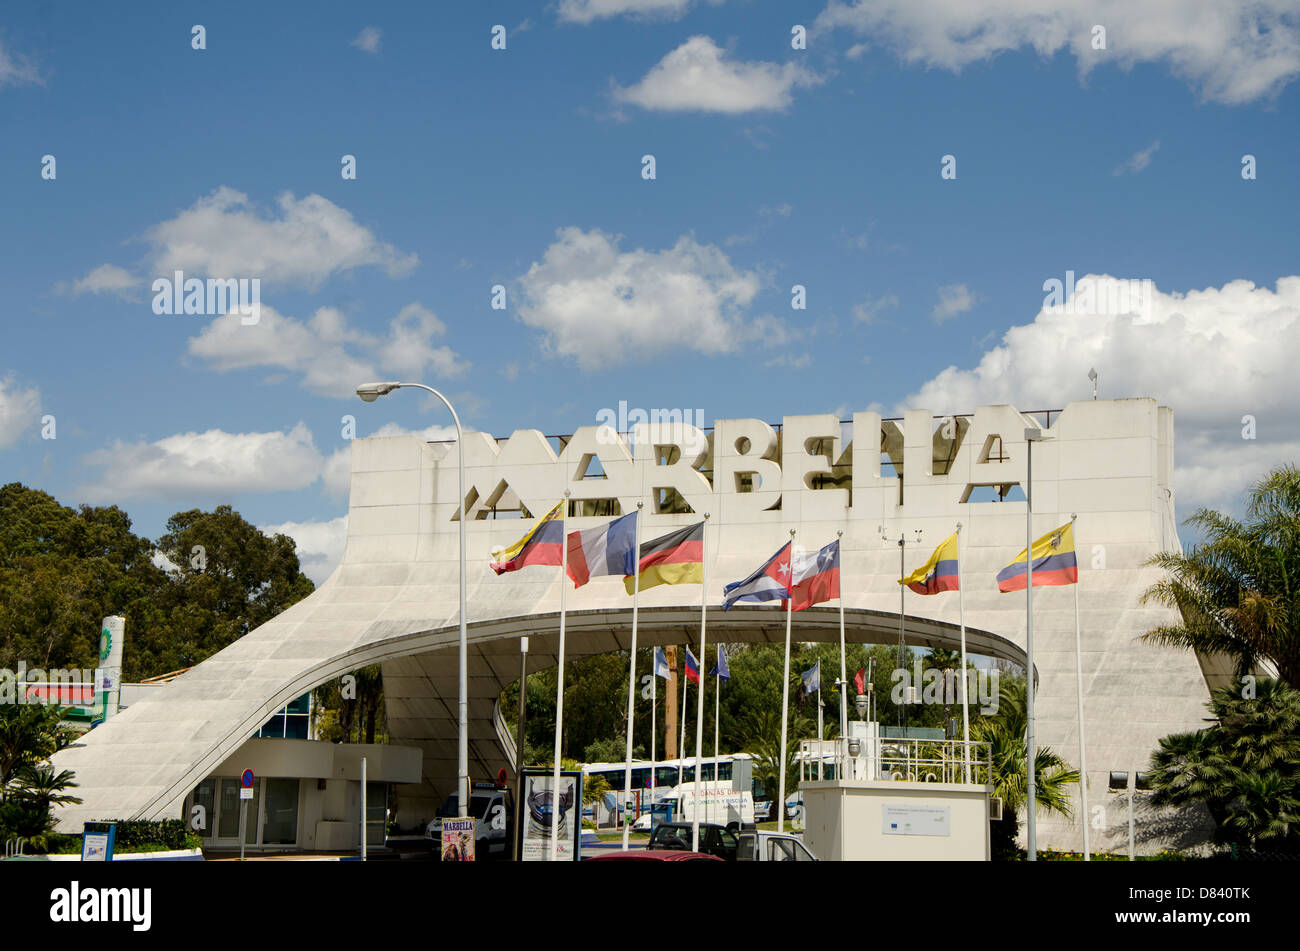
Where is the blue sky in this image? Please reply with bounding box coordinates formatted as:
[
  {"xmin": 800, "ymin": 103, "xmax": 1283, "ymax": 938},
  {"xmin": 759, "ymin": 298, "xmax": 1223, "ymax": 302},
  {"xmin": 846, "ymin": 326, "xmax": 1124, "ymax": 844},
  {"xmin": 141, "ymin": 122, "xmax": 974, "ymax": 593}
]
[{"xmin": 2, "ymin": 1, "xmax": 1297, "ymax": 580}]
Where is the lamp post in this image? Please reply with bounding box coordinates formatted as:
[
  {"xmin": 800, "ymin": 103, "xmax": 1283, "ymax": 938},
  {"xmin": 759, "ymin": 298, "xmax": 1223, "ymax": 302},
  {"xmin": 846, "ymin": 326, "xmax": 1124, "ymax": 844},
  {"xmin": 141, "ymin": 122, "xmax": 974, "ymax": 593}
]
[
  {"xmin": 357, "ymin": 380, "xmax": 470, "ymax": 821},
  {"xmin": 1023, "ymin": 426, "xmax": 1052, "ymax": 860}
]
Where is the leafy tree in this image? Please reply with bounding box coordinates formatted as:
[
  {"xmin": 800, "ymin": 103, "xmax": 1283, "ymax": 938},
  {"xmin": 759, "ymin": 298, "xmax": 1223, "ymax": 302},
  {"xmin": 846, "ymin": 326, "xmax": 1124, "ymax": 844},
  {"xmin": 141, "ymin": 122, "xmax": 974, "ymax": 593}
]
[
  {"xmin": 1141, "ymin": 464, "xmax": 1300, "ymax": 688},
  {"xmin": 971, "ymin": 676, "xmax": 1079, "ymax": 859},
  {"xmin": 1148, "ymin": 678, "xmax": 1300, "ymax": 852}
]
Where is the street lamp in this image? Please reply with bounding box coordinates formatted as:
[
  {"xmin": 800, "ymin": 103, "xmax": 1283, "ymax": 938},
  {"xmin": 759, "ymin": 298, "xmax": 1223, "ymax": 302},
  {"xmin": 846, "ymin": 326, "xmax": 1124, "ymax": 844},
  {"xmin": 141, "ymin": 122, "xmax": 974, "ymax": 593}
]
[
  {"xmin": 356, "ymin": 380, "xmax": 471, "ymax": 822},
  {"xmin": 1023, "ymin": 426, "xmax": 1053, "ymax": 860}
]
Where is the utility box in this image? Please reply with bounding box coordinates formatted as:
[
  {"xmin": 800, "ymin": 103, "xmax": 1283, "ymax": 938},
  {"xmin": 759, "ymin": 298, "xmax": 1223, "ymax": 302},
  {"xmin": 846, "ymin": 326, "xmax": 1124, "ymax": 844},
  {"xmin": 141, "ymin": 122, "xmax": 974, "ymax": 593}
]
[{"xmin": 802, "ymin": 780, "xmax": 991, "ymax": 861}]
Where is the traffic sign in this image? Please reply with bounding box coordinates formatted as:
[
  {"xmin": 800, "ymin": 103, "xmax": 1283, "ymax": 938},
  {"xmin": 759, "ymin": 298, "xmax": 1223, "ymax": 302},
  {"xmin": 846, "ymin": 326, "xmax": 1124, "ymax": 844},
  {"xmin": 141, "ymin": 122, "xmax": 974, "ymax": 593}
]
[{"xmin": 240, "ymin": 769, "xmax": 255, "ymax": 800}]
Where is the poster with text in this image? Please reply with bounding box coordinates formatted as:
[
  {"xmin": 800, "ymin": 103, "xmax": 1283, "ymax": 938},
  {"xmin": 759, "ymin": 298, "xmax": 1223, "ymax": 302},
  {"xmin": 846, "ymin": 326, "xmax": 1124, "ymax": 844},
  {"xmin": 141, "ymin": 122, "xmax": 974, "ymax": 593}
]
[{"xmin": 520, "ymin": 769, "xmax": 582, "ymax": 862}]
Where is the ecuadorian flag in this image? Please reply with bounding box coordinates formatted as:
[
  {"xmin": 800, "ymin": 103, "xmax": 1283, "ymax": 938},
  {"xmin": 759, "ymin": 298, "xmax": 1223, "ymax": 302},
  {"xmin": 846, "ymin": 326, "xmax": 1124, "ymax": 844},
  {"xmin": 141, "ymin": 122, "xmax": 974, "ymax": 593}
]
[
  {"xmin": 624, "ymin": 522, "xmax": 704, "ymax": 594},
  {"xmin": 900, "ymin": 532, "xmax": 959, "ymax": 595},
  {"xmin": 996, "ymin": 522, "xmax": 1077, "ymax": 592},
  {"xmin": 489, "ymin": 501, "xmax": 564, "ymax": 574}
]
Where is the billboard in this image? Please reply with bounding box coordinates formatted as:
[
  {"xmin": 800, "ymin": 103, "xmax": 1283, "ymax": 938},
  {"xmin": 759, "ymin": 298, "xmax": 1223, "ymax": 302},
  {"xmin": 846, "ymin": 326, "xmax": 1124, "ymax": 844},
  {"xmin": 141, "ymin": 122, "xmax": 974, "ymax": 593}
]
[{"xmin": 519, "ymin": 770, "xmax": 582, "ymax": 862}]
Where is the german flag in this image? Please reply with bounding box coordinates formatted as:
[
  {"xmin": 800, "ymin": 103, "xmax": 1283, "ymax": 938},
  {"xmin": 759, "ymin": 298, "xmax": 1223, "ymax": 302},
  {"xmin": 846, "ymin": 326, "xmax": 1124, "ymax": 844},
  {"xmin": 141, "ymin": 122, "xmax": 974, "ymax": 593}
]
[
  {"xmin": 489, "ymin": 502, "xmax": 564, "ymax": 574},
  {"xmin": 623, "ymin": 522, "xmax": 704, "ymax": 594}
]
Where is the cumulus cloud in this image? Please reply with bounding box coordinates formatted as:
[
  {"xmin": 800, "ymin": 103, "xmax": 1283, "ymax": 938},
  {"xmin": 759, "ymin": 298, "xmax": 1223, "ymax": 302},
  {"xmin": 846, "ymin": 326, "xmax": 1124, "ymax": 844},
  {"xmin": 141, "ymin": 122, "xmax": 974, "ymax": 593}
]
[
  {"xmin": 933, "ymin": 284, "xmax": 974, "ymax": 322},
  {"xmin": 187, "ymin": 302, "xmax": 467, "ymax": 398},
  {"xmin": 815, "ymin": 0, "xmax": 1300, "ymax": 105},
  {"xmin": 614, "ymin": 36, "xmax": 822, "ymax": 113},
  {"xmin": 515, "ymin": 227, "xmax": 762, "ymax": 369},
  {"xmin": 352, "ymin": 26, "xmax": 382, "ymax": 54},
  {"xmin": 0, "ymin": 40, "xmax": 41, "ymax": 88},
  {"xmin": 55, "ymin": 264, "xmax": 138, "ymax": 298},
  {"xmin": 1114, "ymin": 140, "xmax": 1160, "ymax": 176},
  {"xmin": 82, "ymin": 423, "xmax": 325, "ymax": 501},
  {"xmin": 898, "ymin": 274, "xmax": 1300, "ymax": 514},
  {"xmin": 557, "ymin": 0, "xmax": 716, "ymax": 24},
  {"xmin": 146, "ymin": 187, "xmax": 417, "ymax": 289},
  {"xmin": 259, "ymin": 515, "xmax": 349, "ymax": 585},
  {"xmin": 0, "ymin": 375, "xmax": 41, "ymax": 450},
  {"xmin": 854, "ymin": 293, "xmax": 899, "ymax": 324}
]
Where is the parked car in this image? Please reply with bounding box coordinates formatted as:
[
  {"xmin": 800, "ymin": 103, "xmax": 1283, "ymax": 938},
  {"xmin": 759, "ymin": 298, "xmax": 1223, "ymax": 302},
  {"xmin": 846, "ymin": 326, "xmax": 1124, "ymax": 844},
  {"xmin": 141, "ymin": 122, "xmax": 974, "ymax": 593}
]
[
  {"xmin": 647, "ymin": 821, "xmax": 739, "ymax": 861},
  {"xmin": 587, "ymin": 850, "xmax": 723, "ymax": 862},
  {"xmin": 425, "ymin": 783, "xmax": 512, "ymax": 861},
  {"xmin": 736, "ymin": 830, "xmax": 818, "ymax": 861}
]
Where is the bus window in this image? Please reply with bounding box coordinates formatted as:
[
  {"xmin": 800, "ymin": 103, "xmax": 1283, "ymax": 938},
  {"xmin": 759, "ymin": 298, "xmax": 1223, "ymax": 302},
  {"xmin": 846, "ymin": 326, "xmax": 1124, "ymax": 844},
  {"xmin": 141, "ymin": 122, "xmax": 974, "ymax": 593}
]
[{"xmin": 718, "ymin": 762, "xmax": 732, "ymax": 781}]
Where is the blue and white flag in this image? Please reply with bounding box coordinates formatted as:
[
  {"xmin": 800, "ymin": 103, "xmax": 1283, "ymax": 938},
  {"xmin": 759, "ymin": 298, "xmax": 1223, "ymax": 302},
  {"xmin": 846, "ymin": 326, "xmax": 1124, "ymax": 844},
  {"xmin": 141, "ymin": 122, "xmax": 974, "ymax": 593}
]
[
  {"xmin": 801, "ymin": 659, "xmax": 821, "ymax": 696},
  {"xmin": 653, "ymin": 646, "xmax": 671, "ymax": 679},
  {"xmin": 709, "ymin": 645, "xmax": 731, "ymax": 680},
  {"xmin": 722, "ymin": 543, "xmax": 792, "ymax": 610}
]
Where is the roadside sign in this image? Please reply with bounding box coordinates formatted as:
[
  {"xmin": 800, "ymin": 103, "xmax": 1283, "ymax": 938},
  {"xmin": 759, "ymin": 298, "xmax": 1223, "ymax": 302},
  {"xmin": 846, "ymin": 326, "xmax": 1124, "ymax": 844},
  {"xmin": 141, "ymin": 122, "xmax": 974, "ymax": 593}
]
[
  {"xmin": 81, "ymin": 822, "xmax": 116, "ymax": 862},
  {"xmin": 241, "ymin": 769, "xmax": 255, "ymax": 799}
]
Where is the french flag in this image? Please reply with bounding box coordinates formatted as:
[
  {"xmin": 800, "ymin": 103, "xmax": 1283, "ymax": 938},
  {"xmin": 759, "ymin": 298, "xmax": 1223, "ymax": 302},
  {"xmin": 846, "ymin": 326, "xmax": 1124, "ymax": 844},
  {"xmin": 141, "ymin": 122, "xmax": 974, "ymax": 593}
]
[
  {"xmin": 790, "ymin": 539, "xmax": 840, "ymax": 611},
  {"xmin": 685, "ymin": 647, "xmax": 700, "ymax": 685},
  {"xmin": 566, "ymin": 511, "xmax": 638, "ymax": 588},
  {"xmin": 722, "ymin": 542, "xmax": 793, "ymax": 610}
]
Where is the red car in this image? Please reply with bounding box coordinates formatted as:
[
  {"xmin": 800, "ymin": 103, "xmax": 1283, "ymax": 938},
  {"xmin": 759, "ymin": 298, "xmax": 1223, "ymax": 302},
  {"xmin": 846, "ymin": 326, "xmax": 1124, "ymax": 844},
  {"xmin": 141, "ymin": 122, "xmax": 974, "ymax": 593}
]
[{"xmin": 585, "ymin": 849, "xmax": 723, "ymax": 862}]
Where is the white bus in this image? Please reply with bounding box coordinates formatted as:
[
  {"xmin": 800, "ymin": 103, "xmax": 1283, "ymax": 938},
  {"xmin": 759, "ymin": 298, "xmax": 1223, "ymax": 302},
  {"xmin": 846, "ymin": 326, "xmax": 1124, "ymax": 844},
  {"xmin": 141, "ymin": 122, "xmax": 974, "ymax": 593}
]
[{"xmin": 581, "ymin": 754, "xmax": 756, "ymax": 823}]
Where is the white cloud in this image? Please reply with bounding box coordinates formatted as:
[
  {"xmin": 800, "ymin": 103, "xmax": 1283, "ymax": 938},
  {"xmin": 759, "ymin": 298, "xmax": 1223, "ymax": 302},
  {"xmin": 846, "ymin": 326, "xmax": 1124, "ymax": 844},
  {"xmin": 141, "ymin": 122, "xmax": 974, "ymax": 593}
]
[
  {"xmin": 55, "ymin": 264, "xmax": 138, "ymax": 298},
  {"xmin": 899, "ymin": 274, "xmax": 1300, "ymax": 514},
  {"xmin": 0, "ymin": 40, "xmax": 41, "ymax": 88},
  {"xmin": 515, "ymin": 227, "xmax": 762, "ymax": 369},
  {"xmin": 557, "ymin": 0, "xmax": 715, "ymax": 24},
  {"xmin": 854, "ymin": 293, "xmax": 899, "ymax": 324},
  {"xmin": 613, "ymin": 36, "xmax": 821, "ymax": 113},
  {"xmin": 815, "ymin": 0, "xmax": 1300, "ymax": 105},
  {"xmin": 352, "ymin": 27, "xmax": 382, "ymax": 54},
  {"xmin": 146, "ymin": 187, "xmax": 417, "ymax": 289},
  {"xmin": 1115, "ymin": 139, "xmax": 1160, "ymax": 176},
  {"xmin": 82, "ymin": 423, "xmax": 325, "ymax": 501},
  {"xmin": 933, "ymin": 283, "xmax": 974, "ymax": 322},
  {"xmin": 0, "ymin": 375, "xmax": 41, "ymax": 450},
  {"xmin": 188, "ymin": 302, "xmax": 467, "ymax": 398},
  {"xmin": 259, "ymin": 515, "xmax": 349, "ymax": 585}
]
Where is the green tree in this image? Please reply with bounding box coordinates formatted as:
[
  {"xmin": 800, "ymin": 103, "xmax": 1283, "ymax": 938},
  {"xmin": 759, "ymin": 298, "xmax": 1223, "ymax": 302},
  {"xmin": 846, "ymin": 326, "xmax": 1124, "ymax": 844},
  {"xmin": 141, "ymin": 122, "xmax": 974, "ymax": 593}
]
[
  {"xmin": 971, "ymin": 676, "xmax": 1079, "ymax": 859},
  {"xmin": 1141, "ymin": 464, "xmax": 1300, "ymax": 687}
]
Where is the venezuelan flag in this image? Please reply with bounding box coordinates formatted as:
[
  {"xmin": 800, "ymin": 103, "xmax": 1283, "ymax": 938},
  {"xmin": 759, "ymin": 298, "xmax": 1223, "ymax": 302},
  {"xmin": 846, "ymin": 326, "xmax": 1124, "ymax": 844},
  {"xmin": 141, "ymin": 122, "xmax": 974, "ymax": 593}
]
[
  {"xmin": 900, "ymin": 532, "xmax": 959, "ymax": 595},
  {"xmin": 997, "ymin": 522, "xmax": 1077, "ymax": 592},
  {"xmin": 489, "ymin": 501, "xmax": 564, "ymax": 574},
  {"xmin": 624, "ymin": 522, "xmax": 704, "ymax": 593}
]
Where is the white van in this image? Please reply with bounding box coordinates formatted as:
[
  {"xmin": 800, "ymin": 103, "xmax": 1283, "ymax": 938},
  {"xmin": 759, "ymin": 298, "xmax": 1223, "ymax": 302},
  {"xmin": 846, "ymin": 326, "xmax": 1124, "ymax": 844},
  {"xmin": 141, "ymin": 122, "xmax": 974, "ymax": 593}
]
[{"xmin": 658, "ymin": 782, "xmax": 756, "ymax": 831}]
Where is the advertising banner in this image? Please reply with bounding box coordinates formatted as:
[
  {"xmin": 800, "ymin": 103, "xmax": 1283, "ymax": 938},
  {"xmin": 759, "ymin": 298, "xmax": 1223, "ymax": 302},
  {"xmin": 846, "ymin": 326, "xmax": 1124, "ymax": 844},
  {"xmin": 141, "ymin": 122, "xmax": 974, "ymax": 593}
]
[
  {"xmin": 441, "ymin": 818, "xmax": 476, "ymax": 861},
  {"xmin": 520, "ymin": 769, "xmax": 582, "ymax": 862}
]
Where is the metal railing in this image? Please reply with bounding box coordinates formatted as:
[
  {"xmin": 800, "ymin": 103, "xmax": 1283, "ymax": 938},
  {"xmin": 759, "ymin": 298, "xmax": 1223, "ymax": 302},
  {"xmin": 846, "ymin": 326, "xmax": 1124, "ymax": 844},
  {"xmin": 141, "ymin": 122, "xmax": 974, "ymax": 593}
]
[{"xmin": 877, "ymin": 737, "xmax": 993, "ymax": 786}]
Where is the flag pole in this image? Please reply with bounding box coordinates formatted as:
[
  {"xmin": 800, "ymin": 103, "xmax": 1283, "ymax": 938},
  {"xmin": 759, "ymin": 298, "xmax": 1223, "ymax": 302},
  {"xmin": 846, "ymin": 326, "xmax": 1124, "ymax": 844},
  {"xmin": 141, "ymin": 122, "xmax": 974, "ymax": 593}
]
[
  {"xmin": 1025, "ymin": 436, "xmax": 1038, "ymax": 861},
  {"xmin": 778, "ymin": 529, "xmax": 796, "ymax": 835},
  {"xmin": 692, "ymin": 513, "xmax": 711, "ymax": 853},
  {"xmin": 713, "ymin": 648, "xmax": 721, "ymax": 794},
  {"xmin": 817, "ymin": 675, "xmax": 824, "ymax": 782},
  {"xmin": 678, "ymin": 662, "xmax": 688, "ymax": 790},
  {"xmin": 550, "ymin": 490, "xmax": 571, "ymax": 862},
  {"xmin": 651, "ymin": 655, "xmax": 657, "ymax": 804},
  {"xmin": 621, "ymin": 502, "xmax": 644, "ymax": 851},
  {"xmin": 957, "ymin": 522, "xmax": 971, "ymax": 784},
  {"xmin": 837, "ymin": 531, "xmax": 847, "ymax": 781},
  {"xmin": 1072, "ymin": 513, "xmax": 1090, "ymax": 860}
]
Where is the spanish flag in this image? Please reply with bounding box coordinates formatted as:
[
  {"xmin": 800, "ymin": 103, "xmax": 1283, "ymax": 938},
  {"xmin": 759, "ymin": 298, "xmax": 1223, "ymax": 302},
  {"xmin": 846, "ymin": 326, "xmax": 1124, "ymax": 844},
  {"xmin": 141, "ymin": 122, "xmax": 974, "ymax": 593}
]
[
  {"xmin": 489, "ymin": 501, "xmax": 564, "ymax": 574},
  {"xmin": 624, "ymin": 522, "xmax": 704, "ymax": 594},
  {"xmin": 899, "ymin": 532, "xmax": 959, "ymax": 595},
  {"xmin": 996, "ymin": 522, "xmax": 1077, "ymax": 592}
]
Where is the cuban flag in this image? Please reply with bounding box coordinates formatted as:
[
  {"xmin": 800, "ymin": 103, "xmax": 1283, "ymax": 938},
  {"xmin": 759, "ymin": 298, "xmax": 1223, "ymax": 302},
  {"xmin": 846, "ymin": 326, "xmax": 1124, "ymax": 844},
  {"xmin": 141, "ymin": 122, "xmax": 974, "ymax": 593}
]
[
  {"xmin": 709, "ymin": 646, "xmax": 731, "ymax": 680},
  {"xmin": 722, "ymin": 542, "xmax": 792, "ymax": 610},
  {"xmin": 790, "ymin": 540, "xmax": 840, "ymax": 611},
  {"xmin": 653, "ymin": 646, "xmax": 671, "ymax": 680},
  {"xmin": 567, "ymin": 511, "xmax": 638, "ymax": 588},
  {"xmin": 801, "ymin": 659, "xmax": 821, "ymax": 696},
  {"xmin": 685, "ymin": 647, "xmax": 700, "ymax": 685}
]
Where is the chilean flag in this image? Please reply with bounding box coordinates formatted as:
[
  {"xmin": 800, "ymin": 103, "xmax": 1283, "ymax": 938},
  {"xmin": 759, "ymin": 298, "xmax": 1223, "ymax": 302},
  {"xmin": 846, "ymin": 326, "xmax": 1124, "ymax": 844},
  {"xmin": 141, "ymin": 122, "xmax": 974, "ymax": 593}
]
[
  {"xmin": 790, "ymin": 540, "xmax": 840, "ymax": 611},
  {"xmin": 685, "ymin": 647, "xmax": 700, "ymax": 685},
  {"xmin": 722, "ymin": 542, "xmax": 792, "ymax": 610}
]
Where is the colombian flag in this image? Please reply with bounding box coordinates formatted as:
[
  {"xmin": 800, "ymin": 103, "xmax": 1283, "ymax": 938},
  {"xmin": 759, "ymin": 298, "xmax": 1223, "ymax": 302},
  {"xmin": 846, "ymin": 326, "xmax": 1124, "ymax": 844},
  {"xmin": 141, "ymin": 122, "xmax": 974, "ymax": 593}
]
[
  {"xmin": 996, "ymin": 522, "xmax": 1077, "ymax": 592},
  {"xmin": 489, "ymin": 501, "xmax": 564, "ymax": 574},
  {"xmin": 624, "ymin": 522, "xmax": 704, "ymax": 594},
  {"xmin": 900, "ymin": 532, "xmax": 959, "ymax": 595}
]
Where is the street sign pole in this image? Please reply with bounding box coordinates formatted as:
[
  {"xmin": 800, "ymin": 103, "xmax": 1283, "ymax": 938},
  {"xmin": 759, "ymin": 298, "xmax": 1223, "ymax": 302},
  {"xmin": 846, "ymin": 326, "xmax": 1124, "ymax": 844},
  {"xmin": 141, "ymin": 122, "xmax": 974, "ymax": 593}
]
[{"xmin": 239, "ymin": 768, "xmax": 255, "ymax": 862}]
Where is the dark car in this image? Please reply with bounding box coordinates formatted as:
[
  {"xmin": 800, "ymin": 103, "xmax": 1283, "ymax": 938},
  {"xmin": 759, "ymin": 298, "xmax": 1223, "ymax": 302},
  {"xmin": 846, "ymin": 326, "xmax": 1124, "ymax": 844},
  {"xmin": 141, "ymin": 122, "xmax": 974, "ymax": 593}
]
[
  {"xmin": 647, "ymin": 822, "xmax": 739, "ymax": 861},
  {"xmin": 587, "ymin": 850, "xmax": 723, "ymax": 862}
]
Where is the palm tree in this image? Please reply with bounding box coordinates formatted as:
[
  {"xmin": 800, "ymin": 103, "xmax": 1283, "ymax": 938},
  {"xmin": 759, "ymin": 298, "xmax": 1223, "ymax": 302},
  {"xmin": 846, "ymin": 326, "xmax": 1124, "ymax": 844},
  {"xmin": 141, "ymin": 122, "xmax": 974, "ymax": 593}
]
[
  {"xmin": 971, "ymin": 677, "xmax": 1079, "ymax": 858},
  {"xmin": 1141, "ymin": 464, "xmax": 1300, "ymax": 687},
  {"xmin": 11, "ymin": 764, "xmax": 82, "ymax": 813}
]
